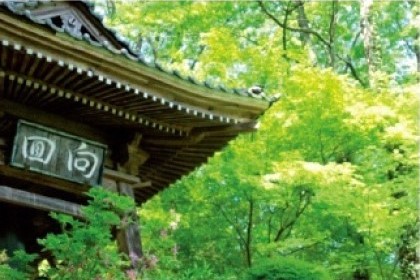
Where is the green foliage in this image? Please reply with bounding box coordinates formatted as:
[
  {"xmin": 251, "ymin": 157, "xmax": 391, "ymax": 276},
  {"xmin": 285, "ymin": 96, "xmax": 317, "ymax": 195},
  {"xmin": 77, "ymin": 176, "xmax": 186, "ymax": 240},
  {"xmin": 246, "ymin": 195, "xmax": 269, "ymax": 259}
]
[
  {"xmin": 137, "ymin": 70, "xmax": 418, "ymax": 279},
  {"xmin": 37, "ymin": 187, "xmax": 135, "ymax": 279},
  {"xmin": 105, "ymin": 0, "xmax": 417, "ymax": 89},
  {"xmin": 0, "ymin": 188, "xmax": 140, "ymax": 279},
  {"xmin": 247, "ymin": 257, "xmax": 332, "ymax": 280},
  {"xmin": 11, "ymin": 2, "xmax": 413, "ymax": 279},
  {"xmin": 0, "ymin": 250, "xmax": 37, "ymax": 280}
]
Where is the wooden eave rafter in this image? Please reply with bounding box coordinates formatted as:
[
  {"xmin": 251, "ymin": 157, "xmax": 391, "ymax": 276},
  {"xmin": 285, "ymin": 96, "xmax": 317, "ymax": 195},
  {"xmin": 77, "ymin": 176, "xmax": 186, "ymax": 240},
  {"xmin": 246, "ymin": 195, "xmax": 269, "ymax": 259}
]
[
  {"xmin": 0, "ymin": 11, "xmax": 269, "ymax": 124},
  {"xmin": 0, "ymin": 69, "xmax": 190, "ymax": 135},
  {"xmin": 0, "ymin": 7, "xmax": 269, "ymax": 203}
]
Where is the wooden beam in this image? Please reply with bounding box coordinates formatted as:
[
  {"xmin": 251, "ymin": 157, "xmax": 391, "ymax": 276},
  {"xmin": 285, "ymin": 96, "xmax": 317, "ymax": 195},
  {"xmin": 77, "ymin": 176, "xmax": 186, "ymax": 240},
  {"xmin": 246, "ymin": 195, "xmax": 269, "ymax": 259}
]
[
  {"xmin": 0, "ymin": 165, "xmax": 89, "ymax": 195},
  {"xmin": 0, "ymin": 99, "xmax": 108, "ymax": 143},
  {"xmin": 131, "ymin": 181, "xmax": 152, "ymax": 189},
  {"xmin": 142, "ymin": 134, "xmax": 203, "ymax": 146},
  {"xmin": 192, "ymin": 121, "xmax": 257, "ymax": 135},
  {"xmin": 0, "ymin": 185, "xmax": 83, "ymax": 218},
  {"xmin": 103, "ymin": 168, "xmax": 140, "ymax": 185}
]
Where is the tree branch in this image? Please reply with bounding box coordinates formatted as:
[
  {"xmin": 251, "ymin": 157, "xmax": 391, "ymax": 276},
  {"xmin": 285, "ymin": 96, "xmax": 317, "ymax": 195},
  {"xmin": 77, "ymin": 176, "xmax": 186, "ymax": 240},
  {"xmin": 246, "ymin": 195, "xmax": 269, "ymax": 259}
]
[
  {"xmin": 318, "ymin": 129, "xmax": 327, "ymax": 164},
  {"xmin": 273, "ymin": 190, "xmax": 311, "ymax": 242},
  {"xmin": 258, "ymin": 0, "xmax": 331, "ymax": 47},
  {"xmin": 336, "ymin": 53, "xmax": 367, "ymax": 87},
  {"xmin": 259, "ymin": 0, "xmax": 366, "ymax": 87},
  {"xmin": 281, "ymin": 240, "xmax": 323, "ymax": 256},
  {"xmin": 215, "ymin": 203, "xmax": 247, "ymax": 249}
]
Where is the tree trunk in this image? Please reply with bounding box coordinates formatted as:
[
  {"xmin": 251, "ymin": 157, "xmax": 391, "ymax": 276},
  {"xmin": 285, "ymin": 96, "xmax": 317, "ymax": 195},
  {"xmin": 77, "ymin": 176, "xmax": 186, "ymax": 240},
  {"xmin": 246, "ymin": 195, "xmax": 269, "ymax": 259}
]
[
  {"xmin": 328, "ymin": 0, "xmax": 337, "ymax": 67},
  {"xmin": 245, "ymin": 199, "xmax": 254, "ymax": 268},
  {"xmin": 293, "ymin": 0, "xmax": 310, "ymax": 45},
  {"xmin": 360, "ymin": 0, "xmax": 380, "ymax": 86},
  {"xmin": 414, "ymin": 4, "xmax": 420, "ymax": 78},
  {"xmin": 361, "ymin": 0, "xmax": 372, "ymax": 65}
]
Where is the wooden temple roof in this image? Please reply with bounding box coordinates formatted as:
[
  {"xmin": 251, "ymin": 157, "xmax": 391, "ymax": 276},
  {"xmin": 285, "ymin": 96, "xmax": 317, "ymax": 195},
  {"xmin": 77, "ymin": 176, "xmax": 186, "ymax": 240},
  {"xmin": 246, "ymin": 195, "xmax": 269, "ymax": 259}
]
[{"xmin": 0, "ymin": 1, "xmax": 270, "ymax": 203}]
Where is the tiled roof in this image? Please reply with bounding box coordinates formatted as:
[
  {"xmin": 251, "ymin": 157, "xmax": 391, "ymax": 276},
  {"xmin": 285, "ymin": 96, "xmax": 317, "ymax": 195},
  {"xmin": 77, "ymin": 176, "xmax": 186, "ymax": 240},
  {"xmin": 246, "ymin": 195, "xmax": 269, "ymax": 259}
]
[
  {"xmin": 0, "ymin": 0, "xmax": 271, "ymax": 202},
  {"xmin": 1, "ymin": 0, "xmax": 268, "ymax": 101}
]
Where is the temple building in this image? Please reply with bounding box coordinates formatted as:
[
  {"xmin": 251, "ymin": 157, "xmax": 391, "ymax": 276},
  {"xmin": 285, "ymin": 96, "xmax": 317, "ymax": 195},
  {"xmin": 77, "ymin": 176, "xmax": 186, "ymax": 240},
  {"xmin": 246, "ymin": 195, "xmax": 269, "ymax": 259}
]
[{"xmin": 0, "ymin": 0, "xmax": 269, "ymax": 264}]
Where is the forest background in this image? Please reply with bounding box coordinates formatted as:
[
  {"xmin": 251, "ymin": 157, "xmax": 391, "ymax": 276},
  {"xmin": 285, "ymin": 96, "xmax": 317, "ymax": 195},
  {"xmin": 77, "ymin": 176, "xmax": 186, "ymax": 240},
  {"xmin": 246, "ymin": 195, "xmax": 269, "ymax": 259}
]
[
  {"xmin": 102, "ymin": 1, "xmax": 419, "ymax": 279},
  {"xmin": 1, "ymin": 0, "xmax": 418, "ymax": 279}
]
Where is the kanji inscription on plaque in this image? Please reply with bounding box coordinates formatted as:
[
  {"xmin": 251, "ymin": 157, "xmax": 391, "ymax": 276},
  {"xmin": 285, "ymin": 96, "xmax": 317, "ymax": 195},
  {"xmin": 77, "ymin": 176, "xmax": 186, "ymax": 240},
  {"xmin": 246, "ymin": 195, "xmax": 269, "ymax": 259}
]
[{"xmin": 11, "ymin": 120, "xmax": 106, "ymax": 185}]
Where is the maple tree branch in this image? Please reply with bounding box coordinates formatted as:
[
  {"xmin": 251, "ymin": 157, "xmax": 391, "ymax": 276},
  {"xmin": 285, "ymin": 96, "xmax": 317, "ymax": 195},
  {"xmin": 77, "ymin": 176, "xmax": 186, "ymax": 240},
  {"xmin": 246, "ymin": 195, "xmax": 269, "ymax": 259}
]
[
  {"xmin": 258, "ymin": 0, "xmax": 331, "ymax": 47},
  {"xmin": 215, "ymin": 203, "xmax": 247, "ymax": 248},
  {"xmin": 273, "ymin": 190, "xmax": 311, "ymax": 242},
  {"xmin": 258, "ymin": 0, "xmax": 367, "ymax": 87},
  {"xmin": 281, "ymin": 239, "xmax": 324, "ymax": 256},
  {"xmin": 336, "ymin": 53, "xmax": 367, "ymax": 87}
]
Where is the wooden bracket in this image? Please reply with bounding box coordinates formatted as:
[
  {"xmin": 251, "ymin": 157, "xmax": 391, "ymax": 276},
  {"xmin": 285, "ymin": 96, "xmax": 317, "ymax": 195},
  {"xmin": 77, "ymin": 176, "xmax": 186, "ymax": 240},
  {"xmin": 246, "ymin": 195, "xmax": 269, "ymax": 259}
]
[
  {"xmin": 103, "ymin": 168, "xmax": 140, "ymax": 184},
  {"xmin": 103, "ymin": 168, "xmax": 151, "ymax": 189},
  {"xmin": 131, "ymin": 181, "xmax": 152, "ymax": 189}
]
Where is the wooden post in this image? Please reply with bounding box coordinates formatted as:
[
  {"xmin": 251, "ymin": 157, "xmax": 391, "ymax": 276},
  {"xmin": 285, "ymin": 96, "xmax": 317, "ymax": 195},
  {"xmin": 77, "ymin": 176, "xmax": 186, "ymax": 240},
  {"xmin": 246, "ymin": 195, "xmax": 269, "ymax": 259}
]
[
  {"xmin": 102, "ymin": 169, "xmax": 143, "ymax": 268},
  {"xmin": 117, "ymin": 182, "xmax": 143, "ymax": 267}
]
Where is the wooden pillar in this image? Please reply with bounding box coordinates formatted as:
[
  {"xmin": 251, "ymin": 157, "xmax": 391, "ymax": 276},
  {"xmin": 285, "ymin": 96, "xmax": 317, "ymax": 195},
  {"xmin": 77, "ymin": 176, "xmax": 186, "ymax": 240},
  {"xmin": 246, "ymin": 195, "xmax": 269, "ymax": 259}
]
[
  {"xmin": 117, "ymin": 182, "xmax": 143, "ymax": 266},
  {"xmin": 102, "ymin": 169, "xmax": 143, "ymax": 268}
]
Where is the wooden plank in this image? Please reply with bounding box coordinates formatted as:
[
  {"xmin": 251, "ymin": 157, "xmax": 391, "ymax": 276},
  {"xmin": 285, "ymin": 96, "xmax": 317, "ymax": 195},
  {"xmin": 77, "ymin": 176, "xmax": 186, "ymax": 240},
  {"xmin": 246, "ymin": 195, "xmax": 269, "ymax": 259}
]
[
  {"xmin": 0, "ymin": 165, "xmax": 89, "ymax": 195},
  {"xmin": 116, "ymin": 182, "xmax": 143, "ymax": 267},
  {"xmin": 0, "ymin": 70, "xmax": 188, "ymax": 133},
  {"xmin": 18, "ymin": 52, "xmax": 32, "ymax": 75},
  {"xmin": 0, "ymin": 45, "xmax": 8, "ymax": 68},
  {"xmin": 0, "ymin": 185, "xmax": 83, "ymax": 218},
  {"xmin": 0, "ymin": 71, "xmax": 5, "ymax": 96},
  {"xmin": 0, "ymin": 99, "xmax": 108, "ymax": 143},
  {"xmin": 103, "ymin": 168, "xmax": 140, "ymax": 185},
  {"xmin": 53, "ymin": 68, "xmax": 77, "ymax": 87},
  {"xmin": 131, "ymin": 181, "xmax": 152, "ymax": 189},
  {"xmin": 26, "ymin": 51, "xmax": 42, "ymax": 77},
  {"xmin": 0, "ymin": 147, "xmax": 5, "ymax": 165},
  {"xmin": 143, "ymin": 135, "xmax": 202, "ymax": 146},
  {"xmin": 11, "ymin": 120, "xmax": 106, "ymax": 185},
  {"xmin": 43, "ymin": 63, "xmax": 64, "ymax": 83},
  {"xmin": 68, "ymin": 76, "xmax": 91, "ymax": 92}
]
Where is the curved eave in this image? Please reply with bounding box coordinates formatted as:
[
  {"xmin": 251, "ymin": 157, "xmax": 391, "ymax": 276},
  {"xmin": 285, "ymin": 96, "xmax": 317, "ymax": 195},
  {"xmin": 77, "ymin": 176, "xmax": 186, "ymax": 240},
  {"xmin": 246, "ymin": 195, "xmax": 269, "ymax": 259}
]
[{"xmin": 0, "ymin": 11, "xmax": 269, "ymax": 121}]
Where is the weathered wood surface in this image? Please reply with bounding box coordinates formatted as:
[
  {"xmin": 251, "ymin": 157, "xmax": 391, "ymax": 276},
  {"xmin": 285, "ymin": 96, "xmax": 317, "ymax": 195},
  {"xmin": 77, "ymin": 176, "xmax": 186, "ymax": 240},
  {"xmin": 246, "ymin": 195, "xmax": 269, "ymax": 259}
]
[
  {"xmin": 0, "ymin": 137, "xmax": 5, "ymax": 165},
  {"xmin": 103, "ymin": 168, "xmax": 140, "ymax": 184},
  {"xmin": 0, "ymin": 7, "xmax": 268, "ymax": 203},
  {"xmin": 0, "ymin": 99, "xmax": 108, "ymax": 143},
  {"xmin": 0, "ymin": 165, "xmax": 89, "ymax": 195},
  {"xmin": 0, "ymin": 185, "xmax": 82, "ymax": 217},
  {"xmin": 132, "ymin": 181, "xmax": 152, "ymax": 189},
  {"xmin": 116, "ymin": 182, "xmax": 143, "ymax": 267},
  {"xmin": 11, "ymin": 120, "xmax": 106, "ymax": 185},
  {"xmin": 0, "ymin": 13, "xmax": 269, "ymax": 119},
  {"xmin": 117, "ymin": 133, "xmax": 149, "ymax": 176}
]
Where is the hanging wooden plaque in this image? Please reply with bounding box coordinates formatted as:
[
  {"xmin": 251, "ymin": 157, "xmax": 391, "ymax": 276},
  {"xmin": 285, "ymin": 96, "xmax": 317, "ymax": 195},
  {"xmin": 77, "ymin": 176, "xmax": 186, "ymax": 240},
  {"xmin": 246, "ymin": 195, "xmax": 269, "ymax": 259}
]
[{"xmin": 11, "ymin": 120, "xmax": 106, "ymax": 185}]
